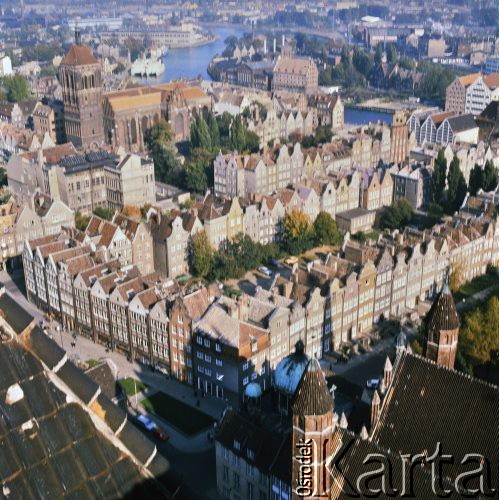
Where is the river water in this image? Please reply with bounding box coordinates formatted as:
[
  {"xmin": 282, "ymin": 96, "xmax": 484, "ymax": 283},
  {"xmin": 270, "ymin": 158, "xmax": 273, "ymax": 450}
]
[
  {"xmin": 159, "ymin": 27, "xmax": 241, "ymax": 82},
  {"xmin": 139, "ymin": 27, "xmax": 394, "ymax": 126},
  {"xmin": 344, "ymin": 106, "xmax": 393, "ymax": 126}
]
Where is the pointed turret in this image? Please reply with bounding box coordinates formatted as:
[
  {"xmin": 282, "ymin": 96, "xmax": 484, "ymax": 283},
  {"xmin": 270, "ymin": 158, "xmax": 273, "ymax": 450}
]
[
  {"xmin": 360, "ymin": 425, "xmax": 369, "ymax": 440},
  {"xmin": 383, "ymin": 355, "xmax": 393, "ymax": 388},
  {"xmin": 371, "ymin": 390, "xmax": 381, "ymax": 429},
  {"xmin": 339, "ymin": 412, "xmax": 348, "ymax": 429},
  {"xmin": 424, "ymin": 275, "xmax": 460, "ymax": 369},
  {"xmin": 291, "ymin": 359, "xmax": 333, "ymax": 497},
  {"xmin": 291, "ymin": 358, "xmax": 332, "ymax": 416}
]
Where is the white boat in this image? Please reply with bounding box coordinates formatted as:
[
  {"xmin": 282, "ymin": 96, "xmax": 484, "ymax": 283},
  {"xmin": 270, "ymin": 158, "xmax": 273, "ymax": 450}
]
[{"xmin": 131, "ymin": 48, "xmax": 166, "ymax": 77}]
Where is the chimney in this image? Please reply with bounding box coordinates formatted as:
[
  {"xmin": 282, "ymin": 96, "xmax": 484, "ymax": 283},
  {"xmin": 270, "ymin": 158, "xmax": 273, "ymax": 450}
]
[
  {"xmin": 282, "ymin": 34, "xmax": 285, "ymax": 48},
  {"xmin": 263, "ymin": 38, "xmax": 267, "ymax": 54},
  {"xmin": 273, "ymin": 38, "xmax": 276, "ymax": 53}
]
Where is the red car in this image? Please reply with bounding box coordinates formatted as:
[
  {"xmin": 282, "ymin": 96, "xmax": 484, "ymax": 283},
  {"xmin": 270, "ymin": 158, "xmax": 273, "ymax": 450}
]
[{"xmin": 153, "ymin": 426, "xmax": 169, "ymax": 441}]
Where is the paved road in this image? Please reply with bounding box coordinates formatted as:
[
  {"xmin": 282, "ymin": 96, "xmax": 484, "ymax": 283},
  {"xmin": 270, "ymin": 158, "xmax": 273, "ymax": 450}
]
[{"xmin": 1, "ymin": 269, "xmax": 222, "ymax": 499}]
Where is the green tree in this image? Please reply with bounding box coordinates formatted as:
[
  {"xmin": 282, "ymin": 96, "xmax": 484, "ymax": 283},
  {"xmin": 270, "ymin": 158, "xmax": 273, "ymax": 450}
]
[
  {"xmin": 445, "ymin": 156, "xmax": 467, "ymax": 214},
  {"xmin": 145, "ymin": 120, "xmax": 180, "ymax": 184},
  {"xmin": 468, "ymin": 164, "xmax": 484, "ymax": 196},
  {"xmin": 380, "ymin": 199, "xmax": 414, "ymax": 230},
  {"xmin": 230, "ymin": 115, "xmax": 246, "ymax": 152},
  {"xmin": 282, "ymin": 209, "xmax": 313, "ymax": 254},
  {"xmin": 244, "ymin": 130, "xmax": 260, "ymax": 153},
  {"xmin": 313, "ymin": 211, "xmax": 343, "ymax": 246},
  {"xmin": 93, "ymin": 206, "xmax": 114, "ymax": 221},
  {"xmin": 206, "ymin": 111, "xmax": 220, "ymax": 150},
  {"xmin": 0, "ymin": 167, "xmax": 7, "ymax": 187},
  {"xmin": 184, "ymin": 148, "xmax": 214, "ymax": 193},
  {"xmin": 189, "ymin": 231, "xmax": 214, "ymax": 278},
  {"xmin": 431, "ymin": 149, "xmax": 447, "ymax": 204},
  {"xmin": 374, "ymin": 44, "xmax": 383, "ymax": 64},
  {"xmin": 2, "ymin": 75, "xmax": 30, "ymax": 102},
  {"xmin": 190, "ymin": 114, "xmax": 212, "ymax": 151},
  {"xmin": 386, "ymin": 44, "xmax": 398, "ymax": 63},
  {"xmin": 482, "ymin": 160, "xmax": 498, "ymax": 192},
  {"xmin": 352, "ymin": 47, "xmax": 372, "ymax": 77},
  {"xmin": 460, "ymin": 296, "xmax": 499, "ymax": 366},
  {"xmin": 340, "ymin": 46, "xmax": 351, "ymax": 68}
]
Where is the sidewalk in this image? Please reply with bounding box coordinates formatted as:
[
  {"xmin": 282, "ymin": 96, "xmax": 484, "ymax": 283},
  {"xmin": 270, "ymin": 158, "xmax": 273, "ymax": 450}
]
[{"xmin": 48, "ymin": 323, "xmax": 228, "ymax": 452}]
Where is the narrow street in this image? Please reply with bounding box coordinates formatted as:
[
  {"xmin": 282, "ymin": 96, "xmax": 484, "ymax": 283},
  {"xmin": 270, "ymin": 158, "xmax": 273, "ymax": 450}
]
[{"xmin": 0, "ymin": 268, "xmax": 222, "ymax": 500}]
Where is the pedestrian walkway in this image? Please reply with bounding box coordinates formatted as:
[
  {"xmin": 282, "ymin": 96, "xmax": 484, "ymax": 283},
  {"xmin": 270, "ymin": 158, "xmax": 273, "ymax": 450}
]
[{"xmin": 47, "ymin": 322, "xmax": 228, "ymax": 452}]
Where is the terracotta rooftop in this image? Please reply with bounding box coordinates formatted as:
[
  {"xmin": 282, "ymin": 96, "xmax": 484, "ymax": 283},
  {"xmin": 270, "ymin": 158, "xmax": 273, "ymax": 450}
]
[{"xmin": 61, "ymin": 43, "xmax": 99, "ymax": 66}]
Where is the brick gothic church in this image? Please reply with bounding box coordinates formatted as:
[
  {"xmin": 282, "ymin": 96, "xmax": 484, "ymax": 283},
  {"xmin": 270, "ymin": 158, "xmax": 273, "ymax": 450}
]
[
  {"xmin": 59, "ymin": 29, "xmax": 105, "ymax": 149},
  {"xmin": 215, "ymin": 283, "xmax": 498, "ymax": 499}
]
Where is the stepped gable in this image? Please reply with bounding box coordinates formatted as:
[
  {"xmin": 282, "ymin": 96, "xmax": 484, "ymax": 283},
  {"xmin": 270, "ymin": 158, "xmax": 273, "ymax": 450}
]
[
  {"xmin": 291, "ymin": 358, "xmax": 332, "ymax": 416},
  {"xmin": 426, "ymin": 281, "xmax": 459, "ymax": 332}
]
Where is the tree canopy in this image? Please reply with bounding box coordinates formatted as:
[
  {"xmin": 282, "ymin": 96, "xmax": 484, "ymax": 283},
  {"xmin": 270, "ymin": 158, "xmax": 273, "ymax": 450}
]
[
  {"xmin": 460, "ymin": 295, "xmax": 499, "ymax": 367},
  {"xmin": 431, "ymin": 149, "xmax": 447, "ymax": 203},
  {"xmin": 313, "ymin": 211, "xmax": 343, "ymax": 246},
  {"xmin": 282, "ymin": 209, "xmax": 313, "ymax": 254},
  {"xmin": 188, "ymin": 231, "xmax": 214, "ymax": 278},
  {"xmin": 445, "ymin": 155, "xmax": 467, "ymax": 214},
  {"xmin": 1, "ymin": 75, "xmax": 30, "ymax": 102},
  {"xmin": 380, "ymin": 199, "xmax": 413, "ymax": 230}
]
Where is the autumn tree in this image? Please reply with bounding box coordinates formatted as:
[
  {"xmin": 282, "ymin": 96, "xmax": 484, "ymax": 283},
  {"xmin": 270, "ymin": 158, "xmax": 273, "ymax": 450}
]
[
  {"xmin": 313, "ymin": 211, "xmax": 343, "ymax": 246},
  {"xmin": 75, "ymin": 211, "xmax": 90, "ymax": 231},
  {"xmin": 459, "ymin": 295, "xmax": 499, "ymax": 367},
  {"xmin": 188, "ymin": 231, "xmax": 214, "ymax": 278},
  {"xmin": 282, "ymin": 209, "xmax": 313, "ymax": 254},
  {"xmin": 121, "ymin": 205, "xmax": 141, "ymax": 221},
  {"xmin": 449, "ymin": 261, "xmax": 465, "ymax": 292}
]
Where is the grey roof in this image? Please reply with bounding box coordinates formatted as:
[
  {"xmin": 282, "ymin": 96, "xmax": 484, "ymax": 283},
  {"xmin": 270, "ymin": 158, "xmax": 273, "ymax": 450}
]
[
  {"xmin": 273, "ymin": 340, "xmax": 309, "ymax": 396},
  {"xmin": 0, "ymin": 292, "xmax": 34, "ymax": 334},
  {"xmin": 446, "ymin": 113, "xmax": 477, "ymax": 133},
  {"xmin": 0, "ymin": 340, "xmax": 154, "ymax": 499}
]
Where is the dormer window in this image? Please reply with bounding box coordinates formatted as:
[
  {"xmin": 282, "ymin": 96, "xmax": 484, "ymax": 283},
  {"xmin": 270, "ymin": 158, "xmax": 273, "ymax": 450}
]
[
  {"xmin": 233, "ymin": 440, "xmax": 241, "ymax": 450},
  {"xmin": 247, "ymin": 449, "xmax": 254, "ymax": 460}
]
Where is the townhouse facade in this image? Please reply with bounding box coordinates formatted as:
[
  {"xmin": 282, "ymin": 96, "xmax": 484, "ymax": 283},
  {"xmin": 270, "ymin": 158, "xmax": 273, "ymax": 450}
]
[{"xmin": 445, "ymin": 72, "xmax": 499, "ymax": 115}]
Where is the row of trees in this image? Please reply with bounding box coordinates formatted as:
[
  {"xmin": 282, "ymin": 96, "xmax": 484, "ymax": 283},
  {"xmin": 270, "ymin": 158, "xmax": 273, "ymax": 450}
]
[
  {"xmin": 319, "ymin": 45, "xmax": 454, "ymax": 101},
  {"xmin": 189, "ymin": 210, "xmax": 343, "ymax": 281},
  {"xmin": 468, "ymin": 160, "xmax": 498, "ymax": 196},
  {"xmin": 145, "ymin": 111, "xmax": 261, "ymax": 195},
  {"xmin": 431, "ymin": 151, "xmax": 468, "ymax": 215}
]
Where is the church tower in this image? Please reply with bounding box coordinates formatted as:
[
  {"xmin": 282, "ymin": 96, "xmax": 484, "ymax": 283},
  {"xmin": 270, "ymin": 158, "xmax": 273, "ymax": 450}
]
[
  {"xmin": 59, "ymin": 28, "xmax": 104, "ymax": 149},
  {"xmin": 424, "ymin": 278, "xmax": 460, "ymax": 369},
  {"xmin": 291, "ymin": 358, "xmax": 333, "ymax": 499}
]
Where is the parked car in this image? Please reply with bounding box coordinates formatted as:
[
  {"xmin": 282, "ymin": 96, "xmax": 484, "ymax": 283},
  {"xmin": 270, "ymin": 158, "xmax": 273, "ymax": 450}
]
[
  {"xmin": 136, "ymin": 414, "xmax": 156, "ymax": 432},
  {"xmin": 258, "ymin": 266, "xmax": 272, "ymax": 277},
  {"xmin": 284, "ymin": 256, "xmax": 299, "ymax": 266},
  {"xmin": 153, "ymin": 426, "xmax": 170, "ymax": 441}
]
